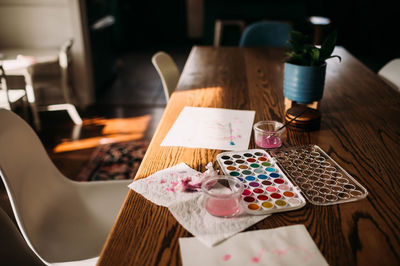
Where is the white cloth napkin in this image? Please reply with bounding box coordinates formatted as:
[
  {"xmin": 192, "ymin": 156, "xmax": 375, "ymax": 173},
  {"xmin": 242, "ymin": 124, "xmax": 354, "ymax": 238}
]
[
  {"xmin": 179, "ymin": 224, "xmax": 328, "ymax": 266},
  {"xmin": 128, "ymin": 163, "xmax": 268, "ymax": 246}
]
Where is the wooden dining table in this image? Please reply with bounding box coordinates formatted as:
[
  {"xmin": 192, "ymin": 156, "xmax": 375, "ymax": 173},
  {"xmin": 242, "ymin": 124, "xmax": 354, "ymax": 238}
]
[{"xmin": 98, "ymin": 46, "xmax": 400, "ymax": 265}]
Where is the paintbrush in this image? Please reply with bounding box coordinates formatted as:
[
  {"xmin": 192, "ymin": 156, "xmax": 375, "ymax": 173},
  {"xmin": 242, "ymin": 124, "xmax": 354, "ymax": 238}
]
[
  {"xmin": 276, "ymin": 108, "xmax": 309, "ymax": 132},
  {"xmin": 268, "ymin": 108, "xmax": 309, "ymax": 137}
]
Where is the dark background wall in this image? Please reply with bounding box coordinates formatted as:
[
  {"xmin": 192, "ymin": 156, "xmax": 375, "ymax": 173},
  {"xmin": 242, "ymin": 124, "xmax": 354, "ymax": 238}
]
[
  {"xmin": 202, "ymin": 0, "xmax": 400, "ymax": 66},
  {"xmin": 86, "ymin": 0, "xmax": 400, "ymax": 90}
]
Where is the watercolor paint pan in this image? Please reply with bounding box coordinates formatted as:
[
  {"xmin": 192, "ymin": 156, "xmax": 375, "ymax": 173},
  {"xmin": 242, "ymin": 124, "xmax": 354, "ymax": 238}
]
[
  {"xmin": 269, "ymin": 145, "xmax": 368, "ymax": 206},
  {"xmin": 217, "ymin": 149, "xmax": 306, "ymax": 215}
]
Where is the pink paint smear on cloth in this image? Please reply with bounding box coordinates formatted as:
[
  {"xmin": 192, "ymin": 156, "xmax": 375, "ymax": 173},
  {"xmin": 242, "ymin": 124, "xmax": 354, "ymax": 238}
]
[{"xmin": 165, "ymin": 162, "xmax": 219, "ymax": 192}]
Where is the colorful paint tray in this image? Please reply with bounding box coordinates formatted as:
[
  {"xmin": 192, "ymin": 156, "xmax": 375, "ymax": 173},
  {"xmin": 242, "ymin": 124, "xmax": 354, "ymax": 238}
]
[
  {"xmin": 269, "ymin": 145, "xmax": 368, "ymax": 206},
  {"xmin": 217, "ymin": 149, "xmax": 306, "ymax": 215}
]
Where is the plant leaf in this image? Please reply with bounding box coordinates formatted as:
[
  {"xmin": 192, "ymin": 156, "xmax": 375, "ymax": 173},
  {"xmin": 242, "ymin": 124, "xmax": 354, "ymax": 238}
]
[
  {"xmin": 320, "ymin": 30, "xmax": 338, "ymax": 61},
  {"xmin": 286, "ymin": 29, "xmax": 339, "ymax": 66},
  {"xmin": 289, "ymin": 31, "xmax": 308, "ymax": 46},
  {"xmin": 326, "ymin": 55, "xmax": 342, "ymax": 62},
  {"xmin": 310, "ymin": 47, "xmax": 320, "ymax": 65},
  {"xmin": 288, "ymin": 31, "xmax": 309, "ymax": 53}
]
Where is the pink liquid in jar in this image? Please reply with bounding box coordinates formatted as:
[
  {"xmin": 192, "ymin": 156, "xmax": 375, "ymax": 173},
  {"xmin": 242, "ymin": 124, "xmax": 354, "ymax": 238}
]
[
  {"xmin": 205, "ymin": 197, "xmax": 240, "ymax": 217},
  {"xmin": 255, "ymin": 134, "xmax": 282, "ymax": 148}
]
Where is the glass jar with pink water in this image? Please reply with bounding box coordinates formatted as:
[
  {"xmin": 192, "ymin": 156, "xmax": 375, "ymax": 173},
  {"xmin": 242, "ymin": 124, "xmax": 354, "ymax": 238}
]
[
  {"xmin": 202, "ymin": 176, "xmax": 243, "ymax": 217},
  {"xmin": 253, "ymin": 121, "xmax": 285, "ymax": 149}
]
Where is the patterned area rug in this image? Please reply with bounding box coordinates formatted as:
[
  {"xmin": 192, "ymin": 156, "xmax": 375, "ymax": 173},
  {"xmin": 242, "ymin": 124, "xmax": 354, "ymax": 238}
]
[{"xmin": 77, "ymin": 140, "xmax": 149, "ymax": 181}]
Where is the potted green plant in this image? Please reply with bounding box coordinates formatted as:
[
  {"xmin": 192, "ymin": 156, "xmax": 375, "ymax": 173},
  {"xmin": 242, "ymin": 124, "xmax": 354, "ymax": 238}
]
[{"xmin": 284, "ymin": 30, "xmax": 341, "ymax": 104}]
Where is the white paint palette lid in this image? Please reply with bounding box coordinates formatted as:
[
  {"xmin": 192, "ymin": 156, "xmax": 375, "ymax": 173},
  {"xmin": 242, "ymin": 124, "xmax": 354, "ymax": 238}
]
[
  {"xmin": 269, "ymin": 145, "xmax": 368, "ymax": 205},
  {"xmin": 217, "ymin": 149, "xmax": 306, "ymax": 215}
]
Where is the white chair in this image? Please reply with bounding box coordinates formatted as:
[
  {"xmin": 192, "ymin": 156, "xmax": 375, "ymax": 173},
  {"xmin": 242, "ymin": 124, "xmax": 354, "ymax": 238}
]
[
  {"xmin": 378, "ymin": 58, "xmax": 400, "ymax": 91},
  {"xmin": 2, "ymin": 39, "xmax": 83, "ymax": 130},
  {"xmin": 151, "ymin": 51, "xmax": 180, "ymax": 102},
  {"xmin": 0, "ymin": 108, "xmax": 131, "ymax": 265},
  {"xmin": 0, "ymin": 65, "xmax": 28, "ymax": 114},
  {"xmin": 0, "ymin": 208, "xmax": 45, "ymax": 265},
  {"xmin": 28, "ymin": 39, "xmax": 83, "ymax": 127}
]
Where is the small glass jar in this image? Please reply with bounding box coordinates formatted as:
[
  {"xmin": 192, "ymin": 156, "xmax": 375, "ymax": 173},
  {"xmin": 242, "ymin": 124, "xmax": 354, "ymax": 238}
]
[
  {"xmin": 253, "ymin": 121, "xmax": 285, "ymax": 149},
  {"xmin": 202, "ymin": 176, "xmax": 243, "ymax": 217}
]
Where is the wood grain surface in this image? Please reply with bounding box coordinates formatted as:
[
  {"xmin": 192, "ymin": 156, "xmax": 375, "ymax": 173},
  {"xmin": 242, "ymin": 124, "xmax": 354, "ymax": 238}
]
[{"xmin": 98, "ymin": 46, "xmax": 400, "ymax": 266}]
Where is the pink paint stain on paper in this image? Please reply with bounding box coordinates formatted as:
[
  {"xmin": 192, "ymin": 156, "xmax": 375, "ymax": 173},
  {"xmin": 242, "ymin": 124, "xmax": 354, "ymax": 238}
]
[
  {"xmin": 219, "ymin": 245, "xmax": 314, "ymax": 265},
  {"xmin": 270, "ymin": 246, "xmax": 314, "ymax": 263},
  {"xmin": 222, "ymin": 254, "xmax": 231, "ymax": 262},
  {"xmin": 273, "ymin": 248, "xmax": 289, "ymax": 257},
  {"xmin": 223, "ymin": 134, "xmax": 241, "ymax": 141},
  {"xmin": 295, "ymin": 246, "xmax": 314, "ymax": 262},
  {"xmin": 233, "ymin": 117, "xmax": 244, "ymax": 124},
  {"xmin": 251, "ymin": 248, "xmax": 266, "ymax": 263}
]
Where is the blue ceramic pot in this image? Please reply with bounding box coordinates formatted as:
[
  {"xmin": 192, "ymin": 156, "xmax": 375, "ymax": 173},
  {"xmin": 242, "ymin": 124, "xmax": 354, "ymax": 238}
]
[{"xmin": 283, "ymin": 62, "xmax": 326, "ymax": 104}]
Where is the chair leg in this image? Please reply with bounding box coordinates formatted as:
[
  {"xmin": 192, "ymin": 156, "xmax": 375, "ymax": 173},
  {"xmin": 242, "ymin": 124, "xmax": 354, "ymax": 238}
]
[
  {"xmin": 21, "ymin": 95, "xmax": 29, "ymax": 121},
  {"xmin": 71, "ymin": 124, "xmax": 82, "ymax": 140},
  {"xmin": 25, "ymin": 84, "xmax": 41, "ymax": 131},
  {"xmin": 23, "ymin": 69, "xmax": 41, "ymax": 130},
  {"xmin": 45, "ymin": 103, "xmax": 82, "ymax": 125},
  {"xmin": 65, "ymin": 104, "xmax": 83, "ymax": 125},
  {"xmin": 214, "ymin": 20, "xmax": 223, "ymax": 47},
  {"xmin": 60, "ymin": 66, "xmax": 73, "ymax": 104}
]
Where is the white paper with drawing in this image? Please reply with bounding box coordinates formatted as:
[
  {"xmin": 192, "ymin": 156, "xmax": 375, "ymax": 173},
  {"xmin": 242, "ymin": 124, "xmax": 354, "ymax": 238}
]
[
  {"xmin": 161, "ymin": 107, "xmax": 255, "ymax": 151},
  {"xmin": 179, "ymin": 225, "xmax": 328, "ymax": 266}
]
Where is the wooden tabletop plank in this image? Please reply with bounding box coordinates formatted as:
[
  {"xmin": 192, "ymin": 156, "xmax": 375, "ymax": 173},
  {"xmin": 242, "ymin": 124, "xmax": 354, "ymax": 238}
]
[{"xmin": 99, "ymin": 46, "xmax": 400, "ymax": 266}]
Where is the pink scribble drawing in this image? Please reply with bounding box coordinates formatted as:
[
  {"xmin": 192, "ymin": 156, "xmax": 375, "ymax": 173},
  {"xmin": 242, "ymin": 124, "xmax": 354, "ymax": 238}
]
[
  {"xmin": 251, "ymin": 248, "xmax": 266, "ymax": 263},
  {"xmin": 249, "ymin": 246, "xmax": 314, "ymax": 264},
  {"xmin": 251, "ymin": 246, "xmax": 314, "ymax": 263},
  {"xmin": 233, "ymin": 117, "xmax": 243, "ymax": 124},
  {"xmin": 223, "ymin": 134, "xmax": 242, "ymax": 143},
  {"xmin": 294, "ymin": 246, "xmax": 314, "ymax": 262},
  {"xmin": 201, "ymin": 119, "xmax": 246, "ymax": 146},
  {"xmin": 160, "ymin": 179, "xmax": 167, "ymax": 184},
  {"xmin": 222, "ymin": 254, "xmax": 232, "ymax": 261},
  {"xmin": 273, "ymin": 248, "xmax": 289, "ymax": 257}
]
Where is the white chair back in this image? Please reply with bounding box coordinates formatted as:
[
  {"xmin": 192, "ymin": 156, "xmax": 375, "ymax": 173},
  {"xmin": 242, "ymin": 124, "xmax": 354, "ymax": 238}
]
[
  {"xmin": 0, "ymin": 108, "xmax": 79, "ymax": 263},
  {"xmin": 0, "ymin": 108, "xmax": 129, "ymax": 264},
  {"xmin": 378, "ymin": 58, "xmax": 400, "ymax": 91},
  {"xmin": 0, "ymin": 208, "xmax": 45, "ymax": 265},
  {"xmin": 151, "ymin": 51, "xmax": 180, "ymax": 102}
]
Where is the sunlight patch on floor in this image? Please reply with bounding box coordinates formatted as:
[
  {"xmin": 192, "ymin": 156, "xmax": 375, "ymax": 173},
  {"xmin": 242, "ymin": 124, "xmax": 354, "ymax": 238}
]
[{"xmin": 53, "ymin": 115, "xmax": 151, "ymax": 153}]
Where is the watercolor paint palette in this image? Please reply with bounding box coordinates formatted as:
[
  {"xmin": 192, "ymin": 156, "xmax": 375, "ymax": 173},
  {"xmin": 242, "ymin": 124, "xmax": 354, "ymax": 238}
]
[
  {"xmin": 269, "ymin": 145, "xmax": 368, "ymax": 205},
  {"xmin": 217, "ymin": 149, "xmax": 306, "ymax": 215}
]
